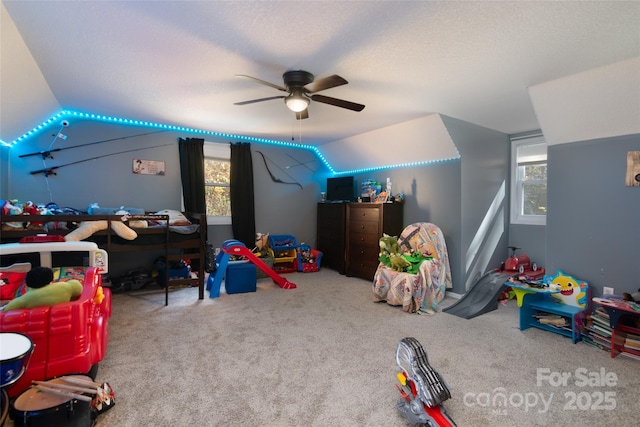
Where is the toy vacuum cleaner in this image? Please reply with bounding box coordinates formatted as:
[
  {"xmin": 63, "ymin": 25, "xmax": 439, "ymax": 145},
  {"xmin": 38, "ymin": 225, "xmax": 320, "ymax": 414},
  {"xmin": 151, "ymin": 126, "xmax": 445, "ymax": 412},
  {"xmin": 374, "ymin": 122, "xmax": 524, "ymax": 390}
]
[{"xmin": 395, "ymin": 337, "xmax": 456, "ymax": 427}]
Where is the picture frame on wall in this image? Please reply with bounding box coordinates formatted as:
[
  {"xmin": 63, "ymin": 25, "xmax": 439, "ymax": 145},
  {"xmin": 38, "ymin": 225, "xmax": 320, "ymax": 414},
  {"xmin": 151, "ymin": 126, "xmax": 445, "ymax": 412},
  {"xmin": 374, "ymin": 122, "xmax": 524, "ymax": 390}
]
[
  {"xmin": 626, "ymin": 151, "xmax": 640, "ymax": 187},
  {"xmin": 133, "ymin": 159, "xmax": 165, "ymax": 175}
]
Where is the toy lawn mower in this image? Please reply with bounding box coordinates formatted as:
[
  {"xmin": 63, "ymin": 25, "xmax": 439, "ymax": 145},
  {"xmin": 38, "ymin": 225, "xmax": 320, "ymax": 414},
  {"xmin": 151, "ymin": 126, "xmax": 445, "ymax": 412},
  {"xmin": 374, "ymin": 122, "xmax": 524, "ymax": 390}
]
[{"xmin": 395, "ymin": 337, "xmax": 456, "ymax": 427}]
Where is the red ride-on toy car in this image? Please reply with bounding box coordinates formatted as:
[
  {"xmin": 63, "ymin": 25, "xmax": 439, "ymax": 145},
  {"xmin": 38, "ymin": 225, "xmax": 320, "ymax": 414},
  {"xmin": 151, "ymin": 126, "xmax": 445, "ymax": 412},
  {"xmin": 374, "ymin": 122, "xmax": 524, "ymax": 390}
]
[{"xmin": 500, "ymin": 246, "xmax": 544, "ymax": 278}]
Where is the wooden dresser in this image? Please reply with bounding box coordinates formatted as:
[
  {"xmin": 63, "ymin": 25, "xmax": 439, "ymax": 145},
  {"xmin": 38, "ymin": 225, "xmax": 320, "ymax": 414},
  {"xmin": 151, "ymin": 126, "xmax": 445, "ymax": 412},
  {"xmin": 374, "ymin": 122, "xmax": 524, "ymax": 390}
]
[
  {"xmin": 316, "ymin": 203, "xmax": 346, "ymax": 274},
  {"xmin": 345, "ymin": 202, "xmax": 403, "ymax": 280}
]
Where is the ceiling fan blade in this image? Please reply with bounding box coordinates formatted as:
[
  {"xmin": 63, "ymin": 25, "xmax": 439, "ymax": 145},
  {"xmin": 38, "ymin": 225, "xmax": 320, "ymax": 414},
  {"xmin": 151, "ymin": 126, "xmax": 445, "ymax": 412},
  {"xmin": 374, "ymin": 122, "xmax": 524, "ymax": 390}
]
[
  {"xmin": 310, "ymin": 94, "xmax": 365, "ymax": 112},
  {"xmin": 234, "ymin": 95, "xmax": 285, "ymax": 105},
  {"xmin": 306, "ymin": 75, "xmax": 348, "ymax": 93},
  {"xmin": 235, "ymin": 74, "xmax": 287, "ymax": 91},
  {"xmin": 295, "ymin": 109, "xmax": 309, "ymax": 120}
]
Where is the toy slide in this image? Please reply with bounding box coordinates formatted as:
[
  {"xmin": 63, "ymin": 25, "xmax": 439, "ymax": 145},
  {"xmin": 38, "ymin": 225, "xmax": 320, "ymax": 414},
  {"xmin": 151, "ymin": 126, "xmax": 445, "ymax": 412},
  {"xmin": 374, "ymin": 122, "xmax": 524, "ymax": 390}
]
[
  {"xmin": 208, "ymin": 240, "xmax": 296, "ymax": 298},
  {"xmin": 443, "ymin": 271, "xmax": 511, "ymax": 319}
]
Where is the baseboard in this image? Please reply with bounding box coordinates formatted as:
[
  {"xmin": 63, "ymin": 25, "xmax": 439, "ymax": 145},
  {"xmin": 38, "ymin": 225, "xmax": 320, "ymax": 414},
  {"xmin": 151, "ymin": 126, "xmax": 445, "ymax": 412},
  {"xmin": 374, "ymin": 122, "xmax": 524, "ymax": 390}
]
[{"xmin": 445, "ymin": 291, "xmax": 463, "ymax": 300}]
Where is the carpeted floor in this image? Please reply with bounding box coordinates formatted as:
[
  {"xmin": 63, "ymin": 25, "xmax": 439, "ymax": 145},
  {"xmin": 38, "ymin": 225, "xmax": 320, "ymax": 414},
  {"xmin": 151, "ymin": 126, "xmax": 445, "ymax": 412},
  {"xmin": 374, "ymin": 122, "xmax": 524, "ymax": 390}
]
[{"xmin": 81, "ymin": 268, "xmax": 639, "ymax": 426}]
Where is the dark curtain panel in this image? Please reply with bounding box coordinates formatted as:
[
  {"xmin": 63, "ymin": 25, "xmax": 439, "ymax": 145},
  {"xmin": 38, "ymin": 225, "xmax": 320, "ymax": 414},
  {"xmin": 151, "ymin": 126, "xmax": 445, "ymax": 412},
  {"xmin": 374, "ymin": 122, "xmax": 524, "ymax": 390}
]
[
  {"xmin": 178, "ymin": 137, "xmax": 206, "ymax": 213},
  {"xmin": 230, "ymin": 142, "xmax": 255, "ymax": 247}
]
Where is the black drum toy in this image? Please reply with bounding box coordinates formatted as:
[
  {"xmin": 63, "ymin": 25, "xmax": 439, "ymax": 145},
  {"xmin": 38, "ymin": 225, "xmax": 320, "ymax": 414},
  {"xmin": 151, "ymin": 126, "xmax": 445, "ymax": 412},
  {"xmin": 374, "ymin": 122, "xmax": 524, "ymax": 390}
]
[
  {"xmin": 0, "ymin": 332, "xmax": 34, "ymax": 388},
  {"xmin": 11, "ymin": 375, "xmax": 95, "ymax": 427}
]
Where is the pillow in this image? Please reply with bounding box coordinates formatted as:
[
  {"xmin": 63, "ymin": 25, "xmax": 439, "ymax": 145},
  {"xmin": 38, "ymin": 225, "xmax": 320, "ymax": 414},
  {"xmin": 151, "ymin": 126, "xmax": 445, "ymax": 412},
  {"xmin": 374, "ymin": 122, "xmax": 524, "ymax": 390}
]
[
  {"xmin": 0, "ymin": 272, "xmax": 27, "ymax": 300},
  {"xmin": 154, "ymin": 210, "xmax": 191, "ymax": 226}
]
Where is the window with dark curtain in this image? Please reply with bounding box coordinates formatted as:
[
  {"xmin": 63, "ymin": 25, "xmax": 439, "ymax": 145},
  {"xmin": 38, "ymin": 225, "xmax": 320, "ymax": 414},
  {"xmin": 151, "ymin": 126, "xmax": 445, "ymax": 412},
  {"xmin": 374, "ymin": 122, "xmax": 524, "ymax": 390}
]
[
  {"xmin": 178, "ymin": 137, "xmax": 206, "ymax": 213},
  {"xmin": 230, "ymin": 142, "xmax": 255, "ymax": 247}
]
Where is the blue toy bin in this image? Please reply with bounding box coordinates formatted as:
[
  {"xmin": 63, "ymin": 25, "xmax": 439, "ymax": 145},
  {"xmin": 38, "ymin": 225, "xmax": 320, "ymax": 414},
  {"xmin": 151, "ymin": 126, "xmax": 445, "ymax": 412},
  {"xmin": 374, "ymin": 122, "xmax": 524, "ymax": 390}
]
[
  {"xmin": 225, "ymin": 261, "xmax": 257, "ymax": 294},
  {"xmin": 268, "ymin": 234, "xmax": 298, "ymax": 251}
]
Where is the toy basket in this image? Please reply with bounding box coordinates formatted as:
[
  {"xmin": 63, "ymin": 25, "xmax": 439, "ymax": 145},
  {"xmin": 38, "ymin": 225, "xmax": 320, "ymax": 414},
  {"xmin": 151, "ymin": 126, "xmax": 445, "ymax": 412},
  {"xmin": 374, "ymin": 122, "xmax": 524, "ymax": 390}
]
[{"xmin": 269, "ymin": 234, "xmax": 299, "ymax": 274}]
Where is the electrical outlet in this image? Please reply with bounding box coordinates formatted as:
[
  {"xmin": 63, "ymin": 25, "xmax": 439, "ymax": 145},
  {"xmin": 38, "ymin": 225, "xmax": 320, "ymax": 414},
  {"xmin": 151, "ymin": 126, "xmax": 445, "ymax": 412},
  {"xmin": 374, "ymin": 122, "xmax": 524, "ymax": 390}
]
[{"xmin": 603, "ymin": 286, "xmax": 614, "ymax": 295}]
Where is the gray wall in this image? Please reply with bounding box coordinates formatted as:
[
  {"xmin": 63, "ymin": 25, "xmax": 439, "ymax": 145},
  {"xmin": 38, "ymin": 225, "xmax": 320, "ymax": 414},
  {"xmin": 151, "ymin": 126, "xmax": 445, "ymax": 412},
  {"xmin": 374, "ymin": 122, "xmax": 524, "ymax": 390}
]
[
  {"xmin": 6, "ymin": 119, "xmax": 185, "ymax": 211},
  {"xmin": 348, "ymin": 116, "xmax": 511, "ymax": 294},
  {"xmin": 6, "ymin": 117, "xmax": 635, "ymax": 297},
  {"xmin": 546, "ymin": 134, "xmax": 640, "ymax": 297},
  {"xmin": 2, "ymin": 118, "xmax": 322, "ymax": 275},
  {"xmin": 443, "ymin": 116, "xmax": 511, "ymax": 292},
  {"xmin": 508, "ymin": 224, "xmax": 546, "ymax": 270},
  {"xmin": 351, "ymin": 161, "xmax": 463, "ymax": 290},
  {"xmin": 1, "ymin": 116, "xmax": 512, "ymax": 293}
]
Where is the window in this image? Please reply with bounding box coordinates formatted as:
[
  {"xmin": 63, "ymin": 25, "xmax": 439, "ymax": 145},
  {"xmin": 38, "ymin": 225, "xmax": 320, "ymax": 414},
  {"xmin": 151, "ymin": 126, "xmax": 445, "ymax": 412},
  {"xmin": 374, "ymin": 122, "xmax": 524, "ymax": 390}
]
[
  {"xmin": 510, "ymin": 134, "xmax": 547, "ymax": 225},
  {"xmin": 204, "ymin": 143, "xmax": 231, "ymax": 225}
]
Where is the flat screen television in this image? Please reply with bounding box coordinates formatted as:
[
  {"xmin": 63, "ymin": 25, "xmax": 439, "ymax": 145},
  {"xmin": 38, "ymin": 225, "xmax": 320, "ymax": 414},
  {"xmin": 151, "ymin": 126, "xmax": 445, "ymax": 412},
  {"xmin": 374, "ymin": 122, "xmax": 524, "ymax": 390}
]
[{"xmin": 326, "ymin": 176, "xmax": 354, "ymax": 202}]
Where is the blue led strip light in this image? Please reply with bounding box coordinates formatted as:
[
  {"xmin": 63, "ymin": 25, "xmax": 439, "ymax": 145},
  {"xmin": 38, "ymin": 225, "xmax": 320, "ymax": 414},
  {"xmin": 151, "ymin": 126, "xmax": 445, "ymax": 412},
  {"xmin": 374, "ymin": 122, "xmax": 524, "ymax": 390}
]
[
  {"xmin": 332, "ymin": 156, "xmax": 460, "ymax": 176},
  {"xmin": 1, "ymin": 109, "xmax": 460, "ymax": 175}
]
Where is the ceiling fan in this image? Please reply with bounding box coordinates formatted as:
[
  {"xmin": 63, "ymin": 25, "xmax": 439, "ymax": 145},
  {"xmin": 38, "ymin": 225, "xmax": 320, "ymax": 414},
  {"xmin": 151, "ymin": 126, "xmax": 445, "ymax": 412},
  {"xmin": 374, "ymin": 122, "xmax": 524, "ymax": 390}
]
[{"xmin": 234, "ymin": 70, "xmax": 365, "ymax": 119}]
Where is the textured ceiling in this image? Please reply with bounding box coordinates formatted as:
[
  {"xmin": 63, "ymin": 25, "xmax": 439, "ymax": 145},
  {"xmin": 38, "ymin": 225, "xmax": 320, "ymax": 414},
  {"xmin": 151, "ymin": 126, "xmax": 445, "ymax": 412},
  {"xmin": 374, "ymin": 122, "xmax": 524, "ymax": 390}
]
[{"xmin": 2, "ymin": 1, "xmax": 639, "ymax": 145}]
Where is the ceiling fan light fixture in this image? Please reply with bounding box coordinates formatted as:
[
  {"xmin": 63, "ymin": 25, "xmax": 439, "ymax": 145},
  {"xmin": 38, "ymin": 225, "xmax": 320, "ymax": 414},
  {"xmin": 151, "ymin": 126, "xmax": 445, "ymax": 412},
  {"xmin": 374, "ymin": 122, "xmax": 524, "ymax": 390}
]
[{"xmin": 285, "ymin": 92, "xmax": 309, "ymax": 112}]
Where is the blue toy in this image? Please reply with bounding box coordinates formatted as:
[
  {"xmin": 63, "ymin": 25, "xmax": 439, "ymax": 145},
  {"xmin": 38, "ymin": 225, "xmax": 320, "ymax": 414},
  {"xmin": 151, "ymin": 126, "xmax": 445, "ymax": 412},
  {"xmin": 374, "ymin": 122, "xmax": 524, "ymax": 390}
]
[{"xmin": 206, "ymin": 240, "xmax": 296, "ymax": 298}]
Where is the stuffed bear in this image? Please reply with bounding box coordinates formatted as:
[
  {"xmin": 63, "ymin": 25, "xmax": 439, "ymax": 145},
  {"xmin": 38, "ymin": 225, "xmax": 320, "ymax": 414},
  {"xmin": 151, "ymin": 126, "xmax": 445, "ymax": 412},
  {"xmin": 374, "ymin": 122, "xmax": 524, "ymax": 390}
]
[{"xmin": 2, "ymin": 267, "xmax": 83, "ymax": 311}]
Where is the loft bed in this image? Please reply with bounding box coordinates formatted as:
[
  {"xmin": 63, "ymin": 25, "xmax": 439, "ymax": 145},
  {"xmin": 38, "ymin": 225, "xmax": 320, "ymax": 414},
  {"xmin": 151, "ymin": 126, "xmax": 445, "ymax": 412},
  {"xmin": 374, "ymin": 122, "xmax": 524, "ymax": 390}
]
[{"xmin": 0, "ymin": 212, "xmax": 207, "ymax": 305}]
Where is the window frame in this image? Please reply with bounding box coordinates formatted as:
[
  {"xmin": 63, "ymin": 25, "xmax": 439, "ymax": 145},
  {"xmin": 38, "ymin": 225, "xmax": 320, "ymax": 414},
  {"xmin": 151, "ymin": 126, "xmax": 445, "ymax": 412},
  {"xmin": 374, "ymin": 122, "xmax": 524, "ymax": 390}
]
[
  {"xmin": 203, "ymin": 143, "xmax": 231, "ymax": 225},
  {"xmin": 510, "ymin": 135, "xmax": 547, "ymax": 226}
]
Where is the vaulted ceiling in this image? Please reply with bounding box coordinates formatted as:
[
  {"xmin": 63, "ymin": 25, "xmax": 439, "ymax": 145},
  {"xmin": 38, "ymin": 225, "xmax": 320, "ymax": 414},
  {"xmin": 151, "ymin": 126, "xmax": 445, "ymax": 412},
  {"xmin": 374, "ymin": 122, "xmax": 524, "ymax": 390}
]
[{"xmin": 1, "ymin": 1, "xmax": 639, "ymax": 146}]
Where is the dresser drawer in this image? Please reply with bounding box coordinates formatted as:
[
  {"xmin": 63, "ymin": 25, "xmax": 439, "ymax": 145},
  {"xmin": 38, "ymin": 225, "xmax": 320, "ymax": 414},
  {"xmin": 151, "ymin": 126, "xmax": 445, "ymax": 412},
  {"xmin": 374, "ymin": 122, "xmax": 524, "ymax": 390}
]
[
  {"xmin": 348, "ymin": 206, "xmax": 381, "ymax": 222},
  {"xmin": 348, "ymin": 230, "xmax": 379, "ymax": 247},
  {"xmin": 347, "ymin": 244, "xmax": 380, "ymax": 280},
  {"xmin": 348, "ymin": 220, "xmax": 379, "ymax": 236},
  {"xmin": 349, "ymin": 241, "xmax": 380, "ymax": 260}
]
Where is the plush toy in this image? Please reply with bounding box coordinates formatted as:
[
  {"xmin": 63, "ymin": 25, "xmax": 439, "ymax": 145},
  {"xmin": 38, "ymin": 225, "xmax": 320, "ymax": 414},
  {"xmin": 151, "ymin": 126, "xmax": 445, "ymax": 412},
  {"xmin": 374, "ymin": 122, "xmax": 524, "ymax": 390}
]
[
  {"xmin": 379, "ymin": 234, "xmax": 432, "ymax": 273},
  {"xmin": 252, "ymin": 232, "xmax": 272, "ymax": 257},
  {"xmin": 2, "ymin": 267, "xmax": 83, "ymax": 311},
  {"xmin": 65, "ymin": 219, "xmax": 138, "ymax": 241},
  {"xmin": 389, "ymin": 252, "xmax": 412, "ymax": 272},
  {"xmin": 1, "ymin": 200, "xmax": 24, "ymax": 230},
  {"xmin": 21, "ymin": 201, "xmax": 43, "ymax": 229},
  {"xmin": 379, "ymin": 233, "xmax": 400, "ymax": 258}
]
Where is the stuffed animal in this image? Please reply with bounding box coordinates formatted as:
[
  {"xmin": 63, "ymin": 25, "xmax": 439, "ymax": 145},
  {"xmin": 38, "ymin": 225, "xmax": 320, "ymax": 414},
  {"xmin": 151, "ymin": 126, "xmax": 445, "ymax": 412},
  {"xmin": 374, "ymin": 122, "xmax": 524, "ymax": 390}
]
[
  {"xmin": 2, "ymin": 267, "xmax": 83, "ymax": 311},
  {"xmin": 379, "ymin": 233, "xmax": 400, "ymax": 258},
  {"xmin": 389, "ymin": 253, "xmax": 411, "ymax": 272},
  {"xmin": 21, "ymin": 201, "xmax": 44, "ymax": 229},
  {"xmin": 252, "ymin": 232, "xmax": 272, "ymax": 257},
  {"xmin": 1, "ymin": 200, "xmax": 24, "ymax": 230},
  {"xmin": 65, "ymin": 219, "xmax": 137, "ymax": 241}
]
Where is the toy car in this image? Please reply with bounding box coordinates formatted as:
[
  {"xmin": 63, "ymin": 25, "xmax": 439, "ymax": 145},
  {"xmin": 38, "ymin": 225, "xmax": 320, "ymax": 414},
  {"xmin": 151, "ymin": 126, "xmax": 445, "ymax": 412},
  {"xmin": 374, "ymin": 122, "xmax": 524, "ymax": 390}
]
[
  {"xmin": 0, "ymin": 241, "xmax": 112, "ymax": 399},
  {"xmin": 500, "ymin": 246, "xmax": 545, "ymax": 278}
]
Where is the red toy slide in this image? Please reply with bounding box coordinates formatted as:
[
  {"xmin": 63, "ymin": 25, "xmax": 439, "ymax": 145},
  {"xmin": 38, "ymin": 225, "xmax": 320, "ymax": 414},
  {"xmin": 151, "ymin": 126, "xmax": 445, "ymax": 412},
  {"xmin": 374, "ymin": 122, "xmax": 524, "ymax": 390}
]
[{"xmin": 222, "ymin": 243, "xmax": 296, "ymax": 290}]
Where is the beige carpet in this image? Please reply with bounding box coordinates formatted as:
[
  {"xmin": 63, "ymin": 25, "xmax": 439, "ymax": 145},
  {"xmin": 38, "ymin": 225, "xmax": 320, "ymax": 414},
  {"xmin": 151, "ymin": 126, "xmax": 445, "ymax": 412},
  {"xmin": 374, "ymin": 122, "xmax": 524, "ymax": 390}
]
[{"xmin": 81, "ymin": 268, "xmax": 638, "ymax": 426}]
